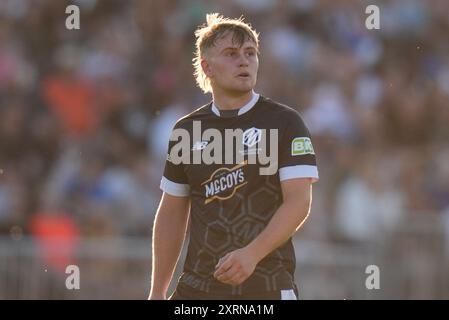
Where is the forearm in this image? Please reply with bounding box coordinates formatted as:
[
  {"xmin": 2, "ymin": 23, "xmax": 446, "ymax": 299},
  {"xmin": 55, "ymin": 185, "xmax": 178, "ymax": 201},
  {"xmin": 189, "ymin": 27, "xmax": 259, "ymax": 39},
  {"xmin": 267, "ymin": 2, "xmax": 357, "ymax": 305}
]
[
  {"xmin": 246, "ymin": 197, "xmax": 311, "ymax": 263},
  {"xmin": 150, "ymin": 206, "xmax": 189, "ymax": 296}
]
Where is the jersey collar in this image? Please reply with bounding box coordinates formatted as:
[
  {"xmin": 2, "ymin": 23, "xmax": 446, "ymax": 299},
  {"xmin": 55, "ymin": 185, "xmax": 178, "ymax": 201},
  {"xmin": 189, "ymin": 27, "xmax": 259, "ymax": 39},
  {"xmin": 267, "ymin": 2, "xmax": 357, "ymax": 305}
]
[{"xmin": 211, "ymin": 91, "xmax": 260, "ymax": 117}]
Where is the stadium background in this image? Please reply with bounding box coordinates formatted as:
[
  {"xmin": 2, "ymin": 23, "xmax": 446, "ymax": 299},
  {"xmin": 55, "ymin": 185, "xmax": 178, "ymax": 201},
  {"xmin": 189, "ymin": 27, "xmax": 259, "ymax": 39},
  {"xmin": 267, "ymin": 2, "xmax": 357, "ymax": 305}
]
[{"xmin": 0, "ymin": 0, "xmax": 448, "ymax": 299}]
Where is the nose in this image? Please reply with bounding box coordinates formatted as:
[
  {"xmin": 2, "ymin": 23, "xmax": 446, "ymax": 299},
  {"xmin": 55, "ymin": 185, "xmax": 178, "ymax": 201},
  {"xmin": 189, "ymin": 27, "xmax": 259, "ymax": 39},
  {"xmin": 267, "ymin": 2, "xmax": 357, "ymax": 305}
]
[{"xmin": 237, "ymin": 52, "xmax": 249, "ymax": 67}]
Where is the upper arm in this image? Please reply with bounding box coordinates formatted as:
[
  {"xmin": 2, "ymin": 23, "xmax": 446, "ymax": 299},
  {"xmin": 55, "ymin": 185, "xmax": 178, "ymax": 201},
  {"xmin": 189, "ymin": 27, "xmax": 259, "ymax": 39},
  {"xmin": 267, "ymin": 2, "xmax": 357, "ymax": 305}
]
[
  {"xmin": 158, "ymin": 192, "xmax": 191, "ymax": 219},
  {"xmin": 281, "ymin": 178, "xmax": 313, "ymax": 231},
  {"xmin": 280, "ymin": 178, "xmax": 312, "ymax": 206}
]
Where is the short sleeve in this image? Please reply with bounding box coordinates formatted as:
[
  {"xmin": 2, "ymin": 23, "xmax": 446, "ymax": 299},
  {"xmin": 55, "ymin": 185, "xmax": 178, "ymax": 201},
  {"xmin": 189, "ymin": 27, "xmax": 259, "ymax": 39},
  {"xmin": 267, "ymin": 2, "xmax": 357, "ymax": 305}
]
[
  {"xmin": 160, "ymin": 127, "xmax": 191, "ymax": 197},
  {"xmin": 278, "ymin": 112, "xmax": 319, "ymax": 183}
]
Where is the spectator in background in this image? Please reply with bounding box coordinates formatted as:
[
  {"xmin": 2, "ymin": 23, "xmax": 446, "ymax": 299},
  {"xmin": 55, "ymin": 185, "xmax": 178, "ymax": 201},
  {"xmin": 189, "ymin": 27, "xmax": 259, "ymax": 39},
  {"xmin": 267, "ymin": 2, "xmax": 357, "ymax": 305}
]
[{"xmin": 334, "ymin": 149, "xmax": 405, "ymax": 242}]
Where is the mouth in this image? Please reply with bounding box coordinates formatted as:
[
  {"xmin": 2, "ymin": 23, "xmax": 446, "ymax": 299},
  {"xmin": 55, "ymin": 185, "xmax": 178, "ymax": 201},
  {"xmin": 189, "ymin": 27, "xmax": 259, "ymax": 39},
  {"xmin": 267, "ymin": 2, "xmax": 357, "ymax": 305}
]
[{"xmin": 237, "ymin": 72, "xmax": 250, "ymax": 78}]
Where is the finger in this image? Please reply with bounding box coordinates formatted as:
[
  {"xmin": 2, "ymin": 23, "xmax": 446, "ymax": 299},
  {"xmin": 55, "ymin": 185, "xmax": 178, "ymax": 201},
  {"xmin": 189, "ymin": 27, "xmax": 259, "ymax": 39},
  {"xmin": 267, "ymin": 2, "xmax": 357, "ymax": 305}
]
[
  {"xmin": 215, "ymin": 253, "xmax": 230, "ymax": 270},
  {"xmin": 228, "ymin": 267, "xmax": 252, "ymax": 286},
  {"xmin": 216, "ymin": 266, "xmax": 240, "ymax": 283},
  {"xmin": 214, "ymin": 257, "xmax": 233, "ymax": 277},
  {"xmin": 220, "ymin": 273, "xmax": 244, "ymax": 286},
  {"xmin": 214, "ymin": 261, "xmax": 232, "ymax": 278}
]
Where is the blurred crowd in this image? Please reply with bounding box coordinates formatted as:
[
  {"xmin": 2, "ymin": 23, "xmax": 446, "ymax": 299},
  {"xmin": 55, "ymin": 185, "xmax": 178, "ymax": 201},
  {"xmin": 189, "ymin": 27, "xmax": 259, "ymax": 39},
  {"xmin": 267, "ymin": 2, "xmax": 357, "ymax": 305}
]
[{"xmin": 0, "ymin": 0, "xmax": 449, "ymax": 251}]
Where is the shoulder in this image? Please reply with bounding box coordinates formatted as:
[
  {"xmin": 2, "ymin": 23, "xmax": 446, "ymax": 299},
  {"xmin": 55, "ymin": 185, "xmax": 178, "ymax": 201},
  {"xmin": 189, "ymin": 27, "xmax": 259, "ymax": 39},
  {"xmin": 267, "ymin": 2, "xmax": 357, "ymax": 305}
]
[
  {"xmin": 173, "ymin": 102, "xmax": 213, "ymax": 130},
  {"xmin": 258, "ymin": 96, "xmax": 307, "ymax": 126}
]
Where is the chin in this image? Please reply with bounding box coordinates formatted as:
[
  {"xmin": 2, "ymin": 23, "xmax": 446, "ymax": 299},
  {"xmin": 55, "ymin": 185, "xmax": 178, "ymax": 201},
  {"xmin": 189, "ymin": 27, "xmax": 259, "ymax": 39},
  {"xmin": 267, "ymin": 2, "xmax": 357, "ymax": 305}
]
[
  {"xmin": 218, "ymin": 81, "xmax": 255, "ymax": 95},
  {"xmin": 232, "ymin": 83, "xmax": 255, "ymax": 93}
]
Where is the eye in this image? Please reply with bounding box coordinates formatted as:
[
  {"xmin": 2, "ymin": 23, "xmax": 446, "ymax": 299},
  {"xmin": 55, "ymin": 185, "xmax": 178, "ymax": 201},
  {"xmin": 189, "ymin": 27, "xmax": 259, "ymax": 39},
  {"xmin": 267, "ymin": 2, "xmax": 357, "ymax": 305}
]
[{"xmin": 226, "ymin": 51, "xmax": 236, "ymax": 57}]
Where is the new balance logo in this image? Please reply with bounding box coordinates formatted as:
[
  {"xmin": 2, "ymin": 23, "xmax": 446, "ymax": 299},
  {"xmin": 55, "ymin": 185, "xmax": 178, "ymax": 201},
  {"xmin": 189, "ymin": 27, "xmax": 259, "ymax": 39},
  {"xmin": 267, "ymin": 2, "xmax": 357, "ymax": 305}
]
[{"xmin": 192, "ymin": 141, "xmax": 209, "ymax": 151}]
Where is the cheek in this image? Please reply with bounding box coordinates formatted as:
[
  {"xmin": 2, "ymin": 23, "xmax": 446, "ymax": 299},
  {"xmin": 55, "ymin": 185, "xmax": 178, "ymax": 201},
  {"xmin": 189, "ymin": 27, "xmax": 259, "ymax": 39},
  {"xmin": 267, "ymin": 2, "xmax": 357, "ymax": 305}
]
[
  {"xmin": 253, "ymin": 59, "xmax": 259, "ymax": 70},
  {"xmin": 215, "ymin": 65, "xmax": 233, "ymax": 79},
  {"xmin": 210, "ymin": 62, "xmax": 228, "ymax": 78}
]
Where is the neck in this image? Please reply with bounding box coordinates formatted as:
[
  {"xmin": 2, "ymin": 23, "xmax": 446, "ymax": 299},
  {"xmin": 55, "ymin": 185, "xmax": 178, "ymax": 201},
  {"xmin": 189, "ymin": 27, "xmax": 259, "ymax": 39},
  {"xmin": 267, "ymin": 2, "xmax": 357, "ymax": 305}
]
[{"xmin": 212, "ymin": 89, "xmax": 253, "ymax": 111}]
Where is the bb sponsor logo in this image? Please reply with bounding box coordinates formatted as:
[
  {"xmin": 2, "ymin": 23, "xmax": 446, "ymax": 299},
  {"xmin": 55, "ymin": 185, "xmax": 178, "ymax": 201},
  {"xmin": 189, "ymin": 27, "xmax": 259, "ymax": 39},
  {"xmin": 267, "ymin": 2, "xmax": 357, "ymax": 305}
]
[{"xmin": 291, "ymin": 137, "xmax": 315, "ymax": 156}]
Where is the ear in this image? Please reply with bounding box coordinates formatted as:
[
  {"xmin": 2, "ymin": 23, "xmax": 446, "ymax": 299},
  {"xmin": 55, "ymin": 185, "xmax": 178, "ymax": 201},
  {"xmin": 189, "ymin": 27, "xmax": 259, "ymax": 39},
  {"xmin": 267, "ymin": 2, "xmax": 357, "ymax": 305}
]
[{"xmin": 201, "ymin": 59, "xmax": 213, "ymax": 78}]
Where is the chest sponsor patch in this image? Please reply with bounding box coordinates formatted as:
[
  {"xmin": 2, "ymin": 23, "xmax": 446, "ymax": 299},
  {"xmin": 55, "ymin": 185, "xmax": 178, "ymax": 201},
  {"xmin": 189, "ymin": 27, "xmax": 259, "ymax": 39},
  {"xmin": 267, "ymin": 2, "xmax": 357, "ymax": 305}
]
[{"xmin": 201, "ymin": 161, "xmax": 248, "ymax": 204}]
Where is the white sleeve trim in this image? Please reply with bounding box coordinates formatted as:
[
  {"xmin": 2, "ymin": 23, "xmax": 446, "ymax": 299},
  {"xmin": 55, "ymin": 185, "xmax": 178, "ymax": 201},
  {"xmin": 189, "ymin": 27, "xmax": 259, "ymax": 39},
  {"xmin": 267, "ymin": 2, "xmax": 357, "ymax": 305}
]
[
  {"xmin": 279, "ymin": 165, "xmax": 319, "ymax": 183},
  {"xmin": 160, "ymin": 176, "xmax": 190, "ymax": 197}
]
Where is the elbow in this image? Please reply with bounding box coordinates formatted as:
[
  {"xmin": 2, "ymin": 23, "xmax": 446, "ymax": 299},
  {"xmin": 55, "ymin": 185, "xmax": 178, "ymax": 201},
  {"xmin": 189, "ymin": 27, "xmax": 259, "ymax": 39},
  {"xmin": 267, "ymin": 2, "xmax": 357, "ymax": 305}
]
[
  {"xmin": 292, "ymin": 198, "xmax": 312, "ymax": 231},
  {"xmin": 295, "ymin": 210, "xmax": 310, "ymax": 232}
]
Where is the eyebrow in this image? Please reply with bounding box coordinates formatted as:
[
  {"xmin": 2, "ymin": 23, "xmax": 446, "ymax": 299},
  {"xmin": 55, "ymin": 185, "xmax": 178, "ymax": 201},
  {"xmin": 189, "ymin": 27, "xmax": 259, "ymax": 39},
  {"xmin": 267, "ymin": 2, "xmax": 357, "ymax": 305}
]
[{"xmin": 220, "ymin": 46, "xmax": 257, "ymax": 54}]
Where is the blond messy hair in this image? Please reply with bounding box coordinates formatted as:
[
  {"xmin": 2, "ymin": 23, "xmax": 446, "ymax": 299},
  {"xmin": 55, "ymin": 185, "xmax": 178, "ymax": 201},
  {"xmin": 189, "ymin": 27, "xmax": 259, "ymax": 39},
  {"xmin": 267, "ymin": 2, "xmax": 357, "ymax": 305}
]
[{"xmin": 193, "ymin": 13, "xmax": 260, "ymax": 94}]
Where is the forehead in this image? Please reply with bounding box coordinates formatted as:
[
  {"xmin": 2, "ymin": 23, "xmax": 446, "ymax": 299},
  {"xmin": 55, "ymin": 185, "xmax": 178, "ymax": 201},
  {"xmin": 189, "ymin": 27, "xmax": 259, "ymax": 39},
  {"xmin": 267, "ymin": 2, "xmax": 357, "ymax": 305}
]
[{"xmin": 211, "ymin": 30, "xmax": 257, "ymax": 50}]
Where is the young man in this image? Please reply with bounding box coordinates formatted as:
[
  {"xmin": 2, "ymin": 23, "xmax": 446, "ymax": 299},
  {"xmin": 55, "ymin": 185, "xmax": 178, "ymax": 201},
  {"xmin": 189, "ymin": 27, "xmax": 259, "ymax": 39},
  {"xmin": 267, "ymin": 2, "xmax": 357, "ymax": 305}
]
[{"xmin": 149, "ymin": 13, "xmax": 319, "ymax": 300}]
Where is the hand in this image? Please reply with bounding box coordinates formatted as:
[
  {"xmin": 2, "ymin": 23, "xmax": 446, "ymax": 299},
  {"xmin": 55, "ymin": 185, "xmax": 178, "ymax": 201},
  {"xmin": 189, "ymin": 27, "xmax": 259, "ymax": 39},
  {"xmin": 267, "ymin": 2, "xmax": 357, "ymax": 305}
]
[{"xmin": 213, "ymin": 247, "xmax": 259, "ymax": 286}]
